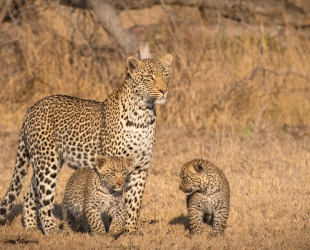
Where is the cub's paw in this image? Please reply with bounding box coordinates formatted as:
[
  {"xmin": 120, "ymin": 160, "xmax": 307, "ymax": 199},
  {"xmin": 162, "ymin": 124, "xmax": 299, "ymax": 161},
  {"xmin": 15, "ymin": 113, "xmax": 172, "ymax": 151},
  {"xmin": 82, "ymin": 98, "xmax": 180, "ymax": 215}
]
[
  {"xmin": 44, "ymin": 228, "xmax": 62, "ymax": 236},
  {"xmin": 25, "ymin": 226, "xmax": 39, "ymax": 232},
  {"xmin": 209, "ymin": 230, "xmax": 224, "ymax": 237},
  {"xmin": 123, "ymin": 228, "xmax": 145, "ymax": 236}
]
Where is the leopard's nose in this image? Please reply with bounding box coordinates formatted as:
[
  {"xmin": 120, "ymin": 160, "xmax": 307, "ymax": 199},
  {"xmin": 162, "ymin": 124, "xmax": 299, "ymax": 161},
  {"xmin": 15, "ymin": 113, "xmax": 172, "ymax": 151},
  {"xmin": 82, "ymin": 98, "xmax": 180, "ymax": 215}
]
[
  {"xmin": 116, "ymin": 178, "xmax": 125, "ymax": 187},
  {"xmin": 186, "ymin": 188, "xmax": 193, "ymax": 193},
  {"xmin": 158, "ymin": 88, "xmax": 167, "ymax": 95}
]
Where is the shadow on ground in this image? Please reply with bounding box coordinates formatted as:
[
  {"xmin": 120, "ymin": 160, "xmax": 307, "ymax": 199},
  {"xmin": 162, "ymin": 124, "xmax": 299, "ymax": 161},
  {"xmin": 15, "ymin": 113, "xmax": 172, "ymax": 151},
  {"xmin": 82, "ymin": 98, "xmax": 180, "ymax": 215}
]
[
  {"xmin": 169, "ymin": 214, "xmax": 213, "ymax": 230},
  {"xmin": 0, "ymin": 203, "xmax": 63, "ymax": 226},
  {"xmin": 169, "ymin": 214, "xmax": 189, "ymax": 229},
  {"xmin": 0, "ymin": 204, "xmax": 23, "ymax": 226}
]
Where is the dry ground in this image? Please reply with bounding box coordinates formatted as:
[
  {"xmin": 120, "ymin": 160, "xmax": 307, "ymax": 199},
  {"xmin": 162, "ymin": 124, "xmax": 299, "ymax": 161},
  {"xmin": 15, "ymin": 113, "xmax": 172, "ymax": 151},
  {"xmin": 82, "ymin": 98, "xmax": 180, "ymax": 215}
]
[{"xmin": 0, "ymin": 123, "xmax": 309, "ymax": 249}]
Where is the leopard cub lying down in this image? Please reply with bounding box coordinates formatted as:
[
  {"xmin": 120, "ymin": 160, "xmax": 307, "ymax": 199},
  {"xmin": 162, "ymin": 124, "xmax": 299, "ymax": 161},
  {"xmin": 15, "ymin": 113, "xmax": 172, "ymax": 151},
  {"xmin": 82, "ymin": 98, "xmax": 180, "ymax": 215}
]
[
  {"xmin": 179, "ymin": 159, "xmax": 230, "ymax": 236},
  {"xmin": 62, "ymin": 155, "xmax": 135, "ymax": 237}
]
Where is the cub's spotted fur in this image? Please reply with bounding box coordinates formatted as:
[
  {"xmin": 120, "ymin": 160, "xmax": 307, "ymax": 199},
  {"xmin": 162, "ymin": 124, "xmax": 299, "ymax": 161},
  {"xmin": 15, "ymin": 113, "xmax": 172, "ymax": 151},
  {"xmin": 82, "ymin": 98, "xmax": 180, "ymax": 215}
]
[
  {"xmin": 62, "ymin": 155, "xmax": 134, "ymax": 237},
  {"xmin": 0, "ymin": 54, "xmax": 173, "ymax": 234},
  {"xmin": 179, "ymin": 159, "xmax": 230, "ymax": 236}
]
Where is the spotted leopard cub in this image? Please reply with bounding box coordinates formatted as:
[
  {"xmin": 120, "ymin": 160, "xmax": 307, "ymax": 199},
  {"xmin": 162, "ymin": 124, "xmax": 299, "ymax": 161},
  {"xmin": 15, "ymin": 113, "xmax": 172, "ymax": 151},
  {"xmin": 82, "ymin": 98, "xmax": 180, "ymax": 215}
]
[
  {"xmin": 179, "ymin": 159, "xmax": 230, "ymax": 236},
  {"xmin": 62, "ymin": 155, "xmax": 135, "ymax": 237}
]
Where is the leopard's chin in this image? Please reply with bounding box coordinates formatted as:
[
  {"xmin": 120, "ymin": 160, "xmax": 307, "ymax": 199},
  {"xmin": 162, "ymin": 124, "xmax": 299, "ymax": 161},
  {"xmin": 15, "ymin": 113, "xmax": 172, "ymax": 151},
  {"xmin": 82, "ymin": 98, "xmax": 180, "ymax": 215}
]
[
  {"xmin": 155, "ymin": 98, "xmax": 167, "ymax": 105},
  {"xmin": 180, "ymin": 187, "xmax": 196, "ymax": 195},
  {"xmin": 113, "ymin": 187, "xmax": 123, "ymax": 192},
  {"xmin": 185, "ymin": 190, "xmax": 196, "ymax": 195}
]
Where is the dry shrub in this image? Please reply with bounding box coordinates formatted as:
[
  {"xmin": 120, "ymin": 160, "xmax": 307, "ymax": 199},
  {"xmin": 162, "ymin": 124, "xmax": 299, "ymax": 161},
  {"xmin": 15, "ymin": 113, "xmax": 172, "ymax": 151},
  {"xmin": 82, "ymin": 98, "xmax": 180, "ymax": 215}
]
[
  {"xmin": 1, "ymin": 2, "xmax": 310, "ymax": 133},
  {"xmin": 0, "ymin": 2, "xmax": 122, "ymax": 114},
  {"xmin": 158, "ymin": 13, "xmax": 310, "ymax": 132}
]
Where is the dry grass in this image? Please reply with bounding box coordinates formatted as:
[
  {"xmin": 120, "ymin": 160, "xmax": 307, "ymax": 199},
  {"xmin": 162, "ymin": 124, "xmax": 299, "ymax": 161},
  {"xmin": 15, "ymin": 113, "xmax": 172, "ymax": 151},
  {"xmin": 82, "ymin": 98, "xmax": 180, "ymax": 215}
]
[
  {"xmin": 0, "ymin": 128, "xmax": 310, "ymax": 249},
  {"xmin": 1, "ymin": 1, "xmax": 310, "ymax": 249}
]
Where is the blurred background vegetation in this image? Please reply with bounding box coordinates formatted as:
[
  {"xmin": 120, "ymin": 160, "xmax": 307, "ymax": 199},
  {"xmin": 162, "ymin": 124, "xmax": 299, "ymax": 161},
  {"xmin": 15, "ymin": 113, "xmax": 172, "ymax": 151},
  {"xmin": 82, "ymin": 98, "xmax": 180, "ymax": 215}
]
[{"xmin": 1, "ymin": 0, "xmax": 310, "ymax": 135}]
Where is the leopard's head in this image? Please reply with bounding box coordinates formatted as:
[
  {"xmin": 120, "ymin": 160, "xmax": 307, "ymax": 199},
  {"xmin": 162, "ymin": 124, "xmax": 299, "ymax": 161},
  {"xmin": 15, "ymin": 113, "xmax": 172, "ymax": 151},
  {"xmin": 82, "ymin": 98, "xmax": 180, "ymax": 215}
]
[
  {"xmin": 126, "ymin": 54, "xmax": 173, "ymax": 105},
  {"xmin": 179, "ymin": 160, "xmax": 209, "ymax": 195},
  {"xmin": 95, "ymin": 155, "xmax": 135, "ymax": 192}
]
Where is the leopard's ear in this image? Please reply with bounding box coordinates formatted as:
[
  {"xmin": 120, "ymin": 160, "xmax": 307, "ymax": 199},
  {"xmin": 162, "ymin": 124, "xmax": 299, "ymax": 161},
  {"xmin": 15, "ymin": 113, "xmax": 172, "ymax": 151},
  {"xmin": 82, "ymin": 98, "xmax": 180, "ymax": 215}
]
[
  {"xmin": 127, "ymin": 56, "xmax": 141, "ymax": 75},
  {"xmin": 124, "ymin": 155, "xmax": 135, "ymax": 168},
  {"xmin": 95, "ymin": 155, "xmax": 108, "ymax": 169},
  {"xmin": 160, "ymin": 54, "xmax": 173, "ymax": 69},
  {"xmin": 193, "ymin": 163, "xmax": 204, "ymax": 174}
]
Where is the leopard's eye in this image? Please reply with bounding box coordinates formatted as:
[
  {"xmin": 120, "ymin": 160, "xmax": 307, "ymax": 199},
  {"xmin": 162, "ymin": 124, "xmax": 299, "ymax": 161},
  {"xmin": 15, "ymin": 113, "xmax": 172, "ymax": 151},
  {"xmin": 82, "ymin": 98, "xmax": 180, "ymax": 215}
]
[{"xmin": 144, "ymin": 74, "xmax": 154, "ymax": 81}]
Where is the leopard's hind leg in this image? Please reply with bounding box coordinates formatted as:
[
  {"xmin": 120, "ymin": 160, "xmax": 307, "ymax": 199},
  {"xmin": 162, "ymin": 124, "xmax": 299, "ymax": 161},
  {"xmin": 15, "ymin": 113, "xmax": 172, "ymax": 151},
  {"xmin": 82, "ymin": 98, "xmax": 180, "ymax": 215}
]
[
  {"xmin": 210, "ymin": 206, "xmax": 229, "ymax": 236},
  {"xmin": 0, "ymin": 132, "xmax": 30, "ymax": 221},
  {"xmin": 23, "ymin": 174, "xmax": 40, "ymax": 230},
  {"xmin": 62, "ymin": 205, "xmax": 76, "ymax": 233},
  {"xmin": 29, "ymin": 144, "xmax": 62, "ymax": 235}
]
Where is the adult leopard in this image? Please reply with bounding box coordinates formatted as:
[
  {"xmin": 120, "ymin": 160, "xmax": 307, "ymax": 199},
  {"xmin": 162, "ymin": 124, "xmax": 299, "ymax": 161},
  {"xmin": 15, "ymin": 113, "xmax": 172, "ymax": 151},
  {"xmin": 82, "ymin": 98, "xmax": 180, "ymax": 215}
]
[{"xmin": 0, "ymin": 54, "xmax": 173, "ymax": 235}]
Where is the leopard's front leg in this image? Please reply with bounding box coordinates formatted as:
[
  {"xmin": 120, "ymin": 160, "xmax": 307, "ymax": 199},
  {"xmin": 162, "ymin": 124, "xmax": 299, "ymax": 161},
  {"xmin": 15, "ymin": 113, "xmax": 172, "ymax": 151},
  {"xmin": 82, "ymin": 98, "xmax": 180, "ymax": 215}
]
[
  {"xmin": 187, "ymin": 195, "xmax": 204, "ymax": 235},
  {"xmin": 108, "ymin": 203, "xmax": 126, "ymax": 237},
  {"xmin": 124, "ymin": 168, "xmax": 147, "ymax": 234},
  {"xmin": 85, "ymin": 204, "xmax": 106, "ymax": 236},
  {"xmin": 188, "ymin": 206, "xmax": 204, "ymax": 235}
]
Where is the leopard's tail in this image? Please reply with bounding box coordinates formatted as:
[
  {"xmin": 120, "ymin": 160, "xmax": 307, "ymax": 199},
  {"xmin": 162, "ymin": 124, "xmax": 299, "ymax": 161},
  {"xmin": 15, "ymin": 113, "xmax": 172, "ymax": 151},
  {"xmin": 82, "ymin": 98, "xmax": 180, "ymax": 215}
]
[{"xmin": 0, "ymin": 131, "xmax": 30, "ymax": 220}]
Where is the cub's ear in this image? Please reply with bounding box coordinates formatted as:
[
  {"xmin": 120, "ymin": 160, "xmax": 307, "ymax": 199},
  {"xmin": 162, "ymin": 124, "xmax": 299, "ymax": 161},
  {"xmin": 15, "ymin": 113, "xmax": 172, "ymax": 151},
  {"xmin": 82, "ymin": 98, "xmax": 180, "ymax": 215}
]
[
  {"xmin": 124, "ymin": 155, "xmax": 135, "ymax": 168},
  {"xmin": 127, "ymin": 56, "xmax": 141, "ymax": 75},
  {"xmin": 160, "ymin": 54, "xmax": 173, "ymax": 69},
  {"xmin": 193, "ymin": 163, "xmax": 204, "ymax": 174},
  {"xmin": 95, "ymin": 155, "xmax": 108, "ymax": 169}
]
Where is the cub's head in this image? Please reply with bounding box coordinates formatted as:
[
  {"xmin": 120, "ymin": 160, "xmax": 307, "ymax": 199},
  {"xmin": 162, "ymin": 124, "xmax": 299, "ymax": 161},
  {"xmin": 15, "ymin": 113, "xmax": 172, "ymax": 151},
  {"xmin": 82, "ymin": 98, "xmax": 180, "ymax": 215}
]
[
  {"xmin": 126, "ymin": 54, "xmax": 173, "ymax": 105},
  {"xmin": 95, "ymin": 155, "xmax": 135, "ymax": 192},
  {"xmin": 179, "ymin": 160, "xmax": 209, "ymax": 195}
]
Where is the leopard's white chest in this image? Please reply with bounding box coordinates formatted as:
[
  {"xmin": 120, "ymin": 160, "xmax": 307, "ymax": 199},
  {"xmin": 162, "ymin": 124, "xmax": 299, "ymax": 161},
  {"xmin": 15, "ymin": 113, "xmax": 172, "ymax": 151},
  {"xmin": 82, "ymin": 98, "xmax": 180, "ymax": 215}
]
[
  {"xmin": 121, "ymin": 106, "xmax": 156, "ymax": 168},
  {"xmin": 122, "ymin": 123, "xmax": 155, "ymax": 168}
]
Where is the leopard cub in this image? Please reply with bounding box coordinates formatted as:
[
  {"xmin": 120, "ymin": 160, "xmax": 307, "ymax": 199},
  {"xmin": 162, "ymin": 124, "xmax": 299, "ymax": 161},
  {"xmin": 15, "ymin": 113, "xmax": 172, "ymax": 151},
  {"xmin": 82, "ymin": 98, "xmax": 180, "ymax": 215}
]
[
  {"xmin": 179, "ymin": 159, "xmax": 230, "ymax": 236},
  {"xmin": 62, "ymin": 155, "xmax": 135, "ymax": 237}
]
